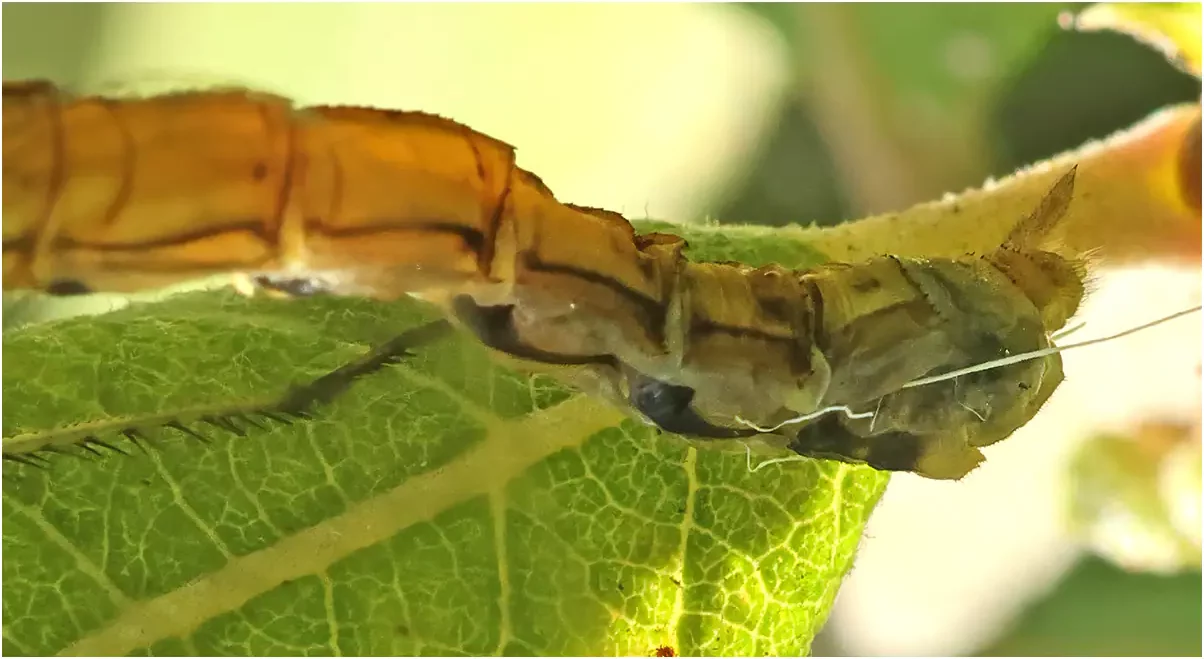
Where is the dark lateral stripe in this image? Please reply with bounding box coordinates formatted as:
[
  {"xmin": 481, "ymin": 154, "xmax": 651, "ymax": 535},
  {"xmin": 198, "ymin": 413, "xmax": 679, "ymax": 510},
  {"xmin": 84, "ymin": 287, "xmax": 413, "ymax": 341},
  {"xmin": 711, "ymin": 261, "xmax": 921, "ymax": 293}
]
[
  {"xmin": 689, "ymin": 317, "xmax": 814, "ymax": 376},
  {"xmin": 521, "ymin": 251, "xmax": 668, "ymax": 344},
  {"xmin": 451, "ymin": 296, "xmax": 618, "ymax": 368},
  {"xmin": 311, "ymin": 221, "xmax": 486, "ymax": 256},
  {"xmin": 53, "ymin": 219, "xmax": 486, "ymax": 258},
  {"xmin": 45, "ymin": 279, "xmax": 92, "ymax": 295},
  {"xmin": 37, "ymin": 257, "xmax": 272, "ymax": 275},
  {"xmin": 52, "ymin": 220, "xmax": 271, "ymax": 252},
  {"xmin": 689, "ymin": 318, "xmax": 795, "ymax": 346},
  {"xmin": 3, "ymin": 236, "xmax": 35, "ymax": 253}
]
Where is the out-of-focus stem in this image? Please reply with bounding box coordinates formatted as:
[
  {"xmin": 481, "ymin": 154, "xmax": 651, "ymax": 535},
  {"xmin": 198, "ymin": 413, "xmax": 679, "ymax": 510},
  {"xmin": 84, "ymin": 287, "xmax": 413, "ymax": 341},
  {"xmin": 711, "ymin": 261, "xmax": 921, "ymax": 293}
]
[
  {"xmin": 792, "ymin": 4, "xmax": 922, "ymax": 216},
  {"xmin": 793, "ymin": 103, "xmax": 1202, "ymax": 265}
]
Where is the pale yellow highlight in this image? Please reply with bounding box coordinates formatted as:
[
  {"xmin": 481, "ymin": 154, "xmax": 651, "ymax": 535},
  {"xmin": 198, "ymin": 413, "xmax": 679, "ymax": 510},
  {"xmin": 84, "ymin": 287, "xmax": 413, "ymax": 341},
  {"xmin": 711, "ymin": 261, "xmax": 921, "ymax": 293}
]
[{"xmin": 665, "ymin": 448, "xmax": 698, "ymax": 646}]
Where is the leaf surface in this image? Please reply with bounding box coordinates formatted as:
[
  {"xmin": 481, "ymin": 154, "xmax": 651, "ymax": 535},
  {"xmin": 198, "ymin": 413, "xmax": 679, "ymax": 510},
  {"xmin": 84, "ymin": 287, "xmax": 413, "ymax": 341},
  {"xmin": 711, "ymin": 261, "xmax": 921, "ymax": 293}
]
[{"xmin": 2, "ymin": 231, "xmax": 888, "ymax": 657}]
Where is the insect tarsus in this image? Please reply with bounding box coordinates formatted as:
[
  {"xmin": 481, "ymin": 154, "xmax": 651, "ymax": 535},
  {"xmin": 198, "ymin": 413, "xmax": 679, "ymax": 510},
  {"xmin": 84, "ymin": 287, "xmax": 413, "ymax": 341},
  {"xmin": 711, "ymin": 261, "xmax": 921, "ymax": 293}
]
[{"xmin": 2, "ymin": 320, "xmax": 455, "ymax": 472}]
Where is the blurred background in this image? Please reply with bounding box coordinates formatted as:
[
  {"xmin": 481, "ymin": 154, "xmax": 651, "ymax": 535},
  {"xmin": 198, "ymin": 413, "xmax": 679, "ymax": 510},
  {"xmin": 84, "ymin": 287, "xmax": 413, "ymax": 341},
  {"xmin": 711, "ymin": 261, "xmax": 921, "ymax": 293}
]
[{"xmin": 3, "ymin": 3, "xmax": 1200, "ymax": 656}]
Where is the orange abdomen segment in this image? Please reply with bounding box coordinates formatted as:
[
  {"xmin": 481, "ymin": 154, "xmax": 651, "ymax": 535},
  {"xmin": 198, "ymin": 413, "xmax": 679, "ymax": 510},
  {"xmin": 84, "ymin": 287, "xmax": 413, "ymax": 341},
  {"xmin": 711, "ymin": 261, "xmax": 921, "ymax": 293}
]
[
  {"xmin": 3, "ymin": 80, "xmax": 60, "ymax": 286},
  {"xmin": 291, "ymin": 107, "xmax": 518, "ymax": 297},
  {"xmin": 3, "ymin": 84, "xmax": 293, "ymax": 292}
]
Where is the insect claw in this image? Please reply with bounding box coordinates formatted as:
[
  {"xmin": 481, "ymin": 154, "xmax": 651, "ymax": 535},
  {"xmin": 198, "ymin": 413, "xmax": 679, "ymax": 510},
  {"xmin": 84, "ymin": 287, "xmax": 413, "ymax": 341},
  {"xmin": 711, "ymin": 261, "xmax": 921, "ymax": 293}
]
[
  {"xmin": 259, "ymin": 411, "xmax": 292, "ymax": 425},
  {"xmin": 35, "ymin": 444, "xmax": 79, "ymax": 461},
  {"xmin": 224, "ymin": 416, "xmax": 249, "ymax": 435},
  {"xmin": 237, "ymin": 414, "xmax": 269, "ymax": 432},
  {"xmin": 283, "ymin": 408, "xmax": 313, "ymax": 420},
  {"xmin": 381, "ymin": 352, "xmax": 411, "ymax": 365},
  {"xmin": 3, "ymin": 453, "xmax": 48, "ymax": 469},
  {"xmin": 4, "ymin": 450, "xmax": 51, "ymax": 466},
  {"xmin": 204, "ymin": 416, "xmax": 247, "ymax": 437},
  {"xmin": 122, "ymin": 429, "xmax": 152, "ymax": 453},
  {"xmin": 90, "ymin": 438, "xmax": 129, "ymax": 456},
  {"xmin": 167, "ymin": 421, "xmax": 211, "ymax": 444},
  {"xmin": 27, "ymin": 451, "xmax": 54, "ymax": 465}
]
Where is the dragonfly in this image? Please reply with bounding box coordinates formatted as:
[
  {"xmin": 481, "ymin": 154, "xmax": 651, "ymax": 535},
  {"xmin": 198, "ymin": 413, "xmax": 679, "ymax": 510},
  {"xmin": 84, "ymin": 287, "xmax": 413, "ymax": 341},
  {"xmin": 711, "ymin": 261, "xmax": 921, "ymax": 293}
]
[{"xmin": 1, "ymin": 79, "xmax": 1117, "ymax": 479}]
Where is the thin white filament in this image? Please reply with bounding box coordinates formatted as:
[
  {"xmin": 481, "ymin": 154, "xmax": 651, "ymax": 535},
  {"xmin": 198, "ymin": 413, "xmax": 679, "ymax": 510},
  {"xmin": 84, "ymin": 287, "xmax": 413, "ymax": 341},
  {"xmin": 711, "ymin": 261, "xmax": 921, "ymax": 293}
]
[
  {"xmin": 745, "ymin": 444, "xmax": 809, "ymax": 473},
  {"xmin": 868, "ymin": 396, "xmax": 885, "ymax": 433},
  {"xmin": 958, "ymin": 399, "xmax": 987, "ymax": 422},
  {"xmin": 902, "ymin": 305, "xmax": 1202, "ymax": 390},
  {"xmin": 1051, "ymin": 320, "xmax": 1087, "ymax": 340},
  {"xmin": 741, "ymin": 307, "xmax": 1200, "ymax": 475},
  {"xmin": 735, "ymin": 404, "xmax": 874, "ymax": 433}
]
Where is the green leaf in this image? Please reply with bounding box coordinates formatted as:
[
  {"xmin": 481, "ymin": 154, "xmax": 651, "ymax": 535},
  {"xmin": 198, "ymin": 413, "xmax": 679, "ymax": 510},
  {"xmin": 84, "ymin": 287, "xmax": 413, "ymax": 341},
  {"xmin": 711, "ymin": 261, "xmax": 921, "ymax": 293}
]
[
  {"xmin": 979, "ymin": 556, "xmax": 1203, "ymax": 656},
  {"xmin": 2, "ymin": 229, "xmax": 889, "ymax": 656}
]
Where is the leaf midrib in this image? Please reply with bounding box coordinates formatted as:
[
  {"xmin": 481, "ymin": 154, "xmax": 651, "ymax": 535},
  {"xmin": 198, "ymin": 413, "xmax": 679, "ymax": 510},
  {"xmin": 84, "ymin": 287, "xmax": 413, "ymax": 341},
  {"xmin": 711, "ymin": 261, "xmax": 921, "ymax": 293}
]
[{"xmin": 55, "ymin": 395, "xmax": 627, "ymax": 657}]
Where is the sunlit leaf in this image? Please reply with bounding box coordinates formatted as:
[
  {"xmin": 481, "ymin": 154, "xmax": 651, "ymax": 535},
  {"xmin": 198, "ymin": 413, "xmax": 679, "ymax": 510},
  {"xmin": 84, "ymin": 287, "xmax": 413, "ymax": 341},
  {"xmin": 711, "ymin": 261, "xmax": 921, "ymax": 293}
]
[
  {"xmin": 1, "ymin": 230, "xmax": 888, "ymax": 657},
  {"xmin": 1072, "ymin": 2, "xmax": 1203, "ymax": 77}
]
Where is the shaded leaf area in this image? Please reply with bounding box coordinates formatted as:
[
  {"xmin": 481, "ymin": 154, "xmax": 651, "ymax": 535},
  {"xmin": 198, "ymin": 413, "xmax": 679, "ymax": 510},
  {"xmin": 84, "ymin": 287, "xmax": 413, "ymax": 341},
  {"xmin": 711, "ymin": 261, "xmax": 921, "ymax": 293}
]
[
  {"xmin": 979, "ymin": 557, "xmax": 1202, "ymax": 657},
  {"xmin": 2, "ymin": 235, "xmax": 887, "ymax": 656}
]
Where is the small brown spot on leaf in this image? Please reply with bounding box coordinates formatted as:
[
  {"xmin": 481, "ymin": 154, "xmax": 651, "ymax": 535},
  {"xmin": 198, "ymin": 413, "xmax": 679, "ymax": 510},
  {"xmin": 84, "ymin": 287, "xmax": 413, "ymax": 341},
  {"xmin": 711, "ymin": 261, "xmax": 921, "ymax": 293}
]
[{"xmin": 655, "ymin": 646, "xmax": 676, "ymax": 657}]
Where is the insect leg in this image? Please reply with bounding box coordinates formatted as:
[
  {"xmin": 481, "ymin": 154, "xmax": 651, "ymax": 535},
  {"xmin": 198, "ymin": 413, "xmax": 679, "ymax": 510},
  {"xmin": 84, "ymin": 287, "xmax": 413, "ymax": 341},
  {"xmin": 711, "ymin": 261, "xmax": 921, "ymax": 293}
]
[
  {"xmin": 1, "ymin": 319, "xmax": 458, "ymax": 471},
  {"xmin": 250, "ymin": 275, "xmax": 335, "ymax": 298},
  {"xmin": 626, "ymin": 372, "xmax": 758, "ymax": 440},
  {"xmin": 786, "ymin": 414, "xmax": 984, "ymax": 480},
  {"xmin": 271, "ymin": 319, "xmax": 455, "ymax": 415}
]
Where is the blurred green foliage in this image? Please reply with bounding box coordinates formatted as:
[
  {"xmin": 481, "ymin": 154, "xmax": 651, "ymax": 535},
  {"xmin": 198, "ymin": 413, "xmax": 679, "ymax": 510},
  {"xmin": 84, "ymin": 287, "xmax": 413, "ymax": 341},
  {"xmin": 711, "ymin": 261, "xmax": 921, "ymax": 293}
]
[
  {"xmin": 1, "ymin": 3, "xmax": 105, "ymax": 84},
  {"xmin": 981, "ymin": 558, "xmax": 1202, "ymax": 657},
  {"xmin": 994, "ymin": 28, "xmax": 1201, "ymax": 167},
  {"xmin": 720, "ymin": 2, "xmax": 1199, "ymax": 226}
]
